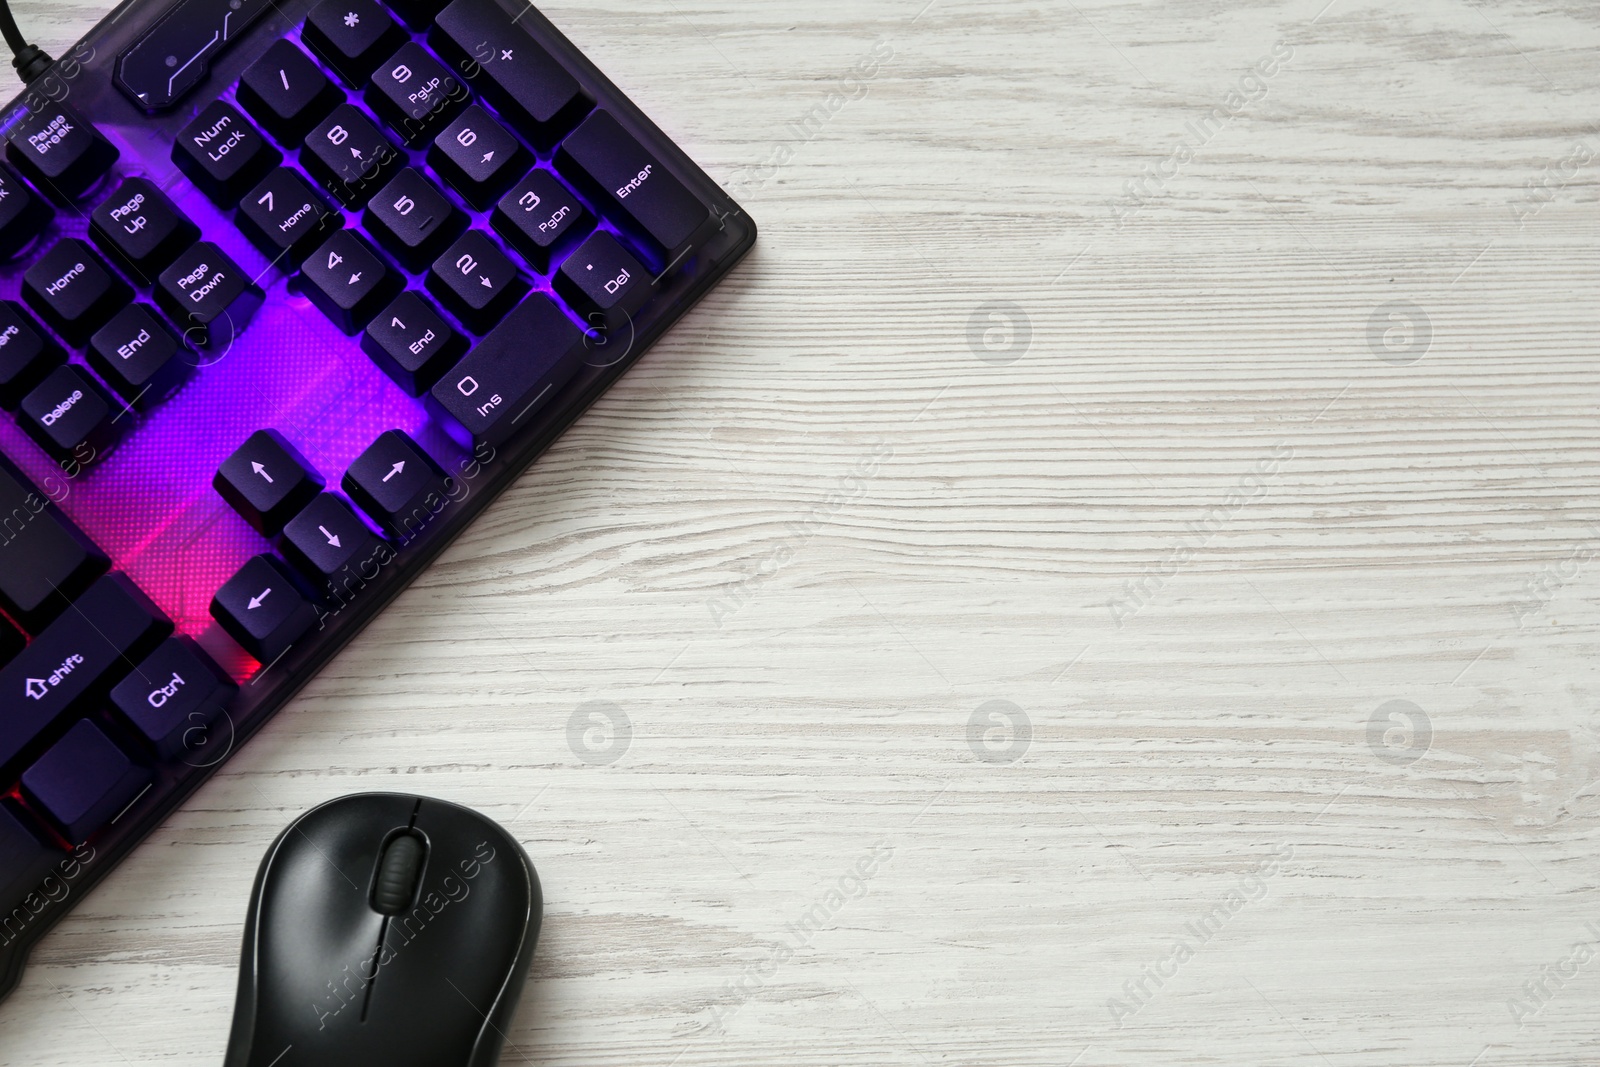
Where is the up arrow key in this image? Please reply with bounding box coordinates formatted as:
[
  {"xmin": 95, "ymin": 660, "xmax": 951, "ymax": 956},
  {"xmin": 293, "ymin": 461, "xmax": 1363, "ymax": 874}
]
[{"xmin": 252, "ymin": 461, "xmax": 273, "ymax": 483}]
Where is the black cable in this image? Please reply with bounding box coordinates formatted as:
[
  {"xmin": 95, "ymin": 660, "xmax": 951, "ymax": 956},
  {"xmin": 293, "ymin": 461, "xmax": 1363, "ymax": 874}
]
[{"xmin": 0, "ymin": 0, "xmax": 52, "ymax": 84}]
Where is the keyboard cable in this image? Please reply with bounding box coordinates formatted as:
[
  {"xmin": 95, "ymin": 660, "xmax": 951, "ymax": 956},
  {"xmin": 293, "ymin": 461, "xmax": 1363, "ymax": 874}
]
[{"xmin": 0, "ymin": 0, "xmax": 51, "ymax": 84}]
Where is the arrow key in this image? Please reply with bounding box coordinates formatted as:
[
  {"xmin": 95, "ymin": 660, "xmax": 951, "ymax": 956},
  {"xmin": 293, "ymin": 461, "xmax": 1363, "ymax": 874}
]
[
  {"xmin": 300, "ymin": 229, "xmax": 401, "ymax": 334},
  {"xmin": 425, "ymin": 229, "xmax": 525, "ymax": 333},
  {"xmin": 214, "ymin": 429, "xmax": 325, "ymax": 535},
  {"xmin": 427, "ymin": 104, "xmax": 528, "ymax": 210},
  {"xmin": 211, "ymin": 554, "xmax": 318, "ymax": 664},
  {"xmin": 343, "ymin": 429, "xmax": 452, "ymax": 541},
  {"xmin": 279, "ymin": 493, "xmax": 388, "ymax": 595}
]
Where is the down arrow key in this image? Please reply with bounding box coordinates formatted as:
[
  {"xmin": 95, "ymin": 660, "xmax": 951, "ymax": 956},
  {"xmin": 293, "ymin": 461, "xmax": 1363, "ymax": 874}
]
[{"xmin": 280, "ymin": 494, "xmax": 387, "ymax": 595}]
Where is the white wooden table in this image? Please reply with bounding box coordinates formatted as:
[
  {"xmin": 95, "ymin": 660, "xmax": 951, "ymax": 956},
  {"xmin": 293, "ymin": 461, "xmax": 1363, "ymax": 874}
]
[{"xmin": 5, "ymin": 0, "xmax": 1600, "ymax": 1063}]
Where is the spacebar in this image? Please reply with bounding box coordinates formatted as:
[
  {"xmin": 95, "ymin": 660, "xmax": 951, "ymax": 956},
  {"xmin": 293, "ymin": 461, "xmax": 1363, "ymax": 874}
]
[{"xmin": 426, "ymin": 294, "xmax": 588, "ymax": 450}]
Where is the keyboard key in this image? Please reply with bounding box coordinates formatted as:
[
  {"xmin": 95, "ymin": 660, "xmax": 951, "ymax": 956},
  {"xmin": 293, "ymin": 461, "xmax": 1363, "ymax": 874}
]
[
  {"xmin": 361, "ymin": 290, "xmax": 465, "ymax": 394},
  {"xmin": 429, "ymin": 0, "xmax": 591, "ymax": 149},
  {"xmin": 555, "ymin": 230, "xmax": 654, "ymax": 332},
  {"xmin": 0, "ymin": 572, "xmax": 172, "ymax": 769},
  {"xmin": 426, "ymin": 229, "xmax": 526, "ymax": 333},
  {"xmin": 302, "ymin": 104, "xmax": 401, "ymax": 207},
  {"xmin": 280, "ymin": 492, "xmax": 387, "ymax": 594},
  {"xmin": 210, "ymin": 554, "xmax": 318, "ymax": 662},
  {"xmin": 426, "ymin": 293, "xmax": 586, "ymax": 450},
  {"xmin": 214, "ymin": 428, "xmax": 325, "ymax": 536},
  {"xmin": 4, "ymin": 104, "xmax": 119, "ymax": 202},
  {"xmin": 300, "ymin": 229, "xmax": 401, "ymax": 333},
  {"xmin": 172, "ymin": 101, "xmax": 282, "ymax": 207},
  {"xmin": 109, "ymin": 637, "xmax": 237, "ymax": 760},
  {"xmin": 0, "ymin": 804, "xmax": 59, "ymax": 917},
  {"xmin": 491, "ymin": 169, "xmax": 590, "ymax": 272},
  {"xmin": 236, "ymin": 168, "xmax": 338, "ymax": 263},
  {"xmin": 0, "ymin": 301, "xmax": 64, "ymax": 409},
  {"xmin": 22, "ymin": 239, "xmax": 132, "ymax": 345},
  {"xmin": 555, "ymin": 110, "xmax": 709, "ymax": 268},
  {"xmin": 302, "ymin": 0, "xmax": 407, "ymax": 86},
  {"xmin": 427, "ymin": 104, "xmax": 528, "ymax": 210},
  {"xmin": 0, "ymin": 163, "xmax": 52, "ymax": 260},
  {"xmin": 23, "ymin": 719, "xmax": 151, "ymax": 842},
  {"xmin": 364, "ymin": 168, "xmax": 465, "ymax": 271},
  {"xmin": 236, "ymin": 39, "xmax": 344, "ymax": 145},
  {"xmin": 89, "ymin": 178, "xmax": 200, "ymax": 285},
  {"xmin": 18, "ymin": 365, "xmax": 123, "ymax": 465},
  {"xmin": 342, "ymin": 429, "xmax": 452, "ymax": 540},
  {"xmin": 155, "ymin": 241, "xmax": 264, "ymax": 353},
  {"xmin": 368, "ymin": 41, "xmax": 468, "ymax": 146},
  {"xmin": 0, "ymin": 451, "xmax": 108, "ymax": 633},
  {"xmin": 86, "ymin": 304, "xmax": 194, "ymax": 411}
]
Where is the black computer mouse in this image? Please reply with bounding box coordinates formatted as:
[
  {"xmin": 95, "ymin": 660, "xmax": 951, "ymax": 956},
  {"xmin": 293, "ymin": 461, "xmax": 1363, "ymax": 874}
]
[{"xmin": 223, "ymin": 793, "xmax": 541, "ymax": 1067}]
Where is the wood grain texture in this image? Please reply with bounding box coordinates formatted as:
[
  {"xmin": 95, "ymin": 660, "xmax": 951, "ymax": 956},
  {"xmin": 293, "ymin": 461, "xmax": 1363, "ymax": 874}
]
[{"xmin": 4, "ymin": 0, "xmax": 1600, "ymax": 1063}]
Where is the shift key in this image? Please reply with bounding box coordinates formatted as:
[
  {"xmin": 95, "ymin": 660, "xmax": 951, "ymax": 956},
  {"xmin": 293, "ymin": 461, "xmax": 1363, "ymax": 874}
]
[{"xmin": 0, "ymin": 574, "xmax": 171, "ymax": 769}]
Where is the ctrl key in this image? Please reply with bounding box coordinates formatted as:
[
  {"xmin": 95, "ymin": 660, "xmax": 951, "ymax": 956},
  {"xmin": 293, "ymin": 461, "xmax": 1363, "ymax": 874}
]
[
  {"xmin": 19, "ymin": 365, "xmax": 122, "ymax": 465},
  {"xmin": 22, "ymin": 720, "xmax": 151, "ymax": 843},
  {"xmin": 211, "ymin": 554, "xmax": 318, "ymax": 664},
  {"xmin": 110, "ymin": 637, "xmax": 237, "ymax": 760}
]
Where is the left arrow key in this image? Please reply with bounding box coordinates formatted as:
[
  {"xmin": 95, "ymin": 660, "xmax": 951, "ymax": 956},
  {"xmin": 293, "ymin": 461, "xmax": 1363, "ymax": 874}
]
[
  {"xmin": 214, "ymin": 429, "xmax": 325, "ymax": 536},
  {"xmin": 211, "ymin": 555, "xmax": 317, "ymax": 664}
]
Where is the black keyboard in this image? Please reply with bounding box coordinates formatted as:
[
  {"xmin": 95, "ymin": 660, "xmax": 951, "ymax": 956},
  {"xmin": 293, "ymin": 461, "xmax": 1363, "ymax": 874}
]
[{"xmin": 0, "ymin": 0, "xmax": 754, "ymax": 1000}]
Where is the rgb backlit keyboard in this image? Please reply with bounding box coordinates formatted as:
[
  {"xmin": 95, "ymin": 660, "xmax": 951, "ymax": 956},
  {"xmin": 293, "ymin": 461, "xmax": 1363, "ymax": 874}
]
[{"xmin": 0, "ymin": 0, "xmax": 753, "ymax": 999}]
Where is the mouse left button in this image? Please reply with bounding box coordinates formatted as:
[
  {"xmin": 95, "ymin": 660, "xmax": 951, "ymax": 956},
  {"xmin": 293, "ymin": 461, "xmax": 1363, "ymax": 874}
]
[
  {"xmin": 234, "ymin": 793, "xmax": 417, "ymax": 1057},
  {"xmin": 361, "ymin": 799, "xmax": 539, "ymax": 1061}
]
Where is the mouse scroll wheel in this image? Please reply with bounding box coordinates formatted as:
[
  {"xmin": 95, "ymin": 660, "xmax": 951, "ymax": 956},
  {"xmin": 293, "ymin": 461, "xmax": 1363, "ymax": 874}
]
[{"xmin": 373, "ymin": 833, "xmax": 425, "ymax": 915}]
